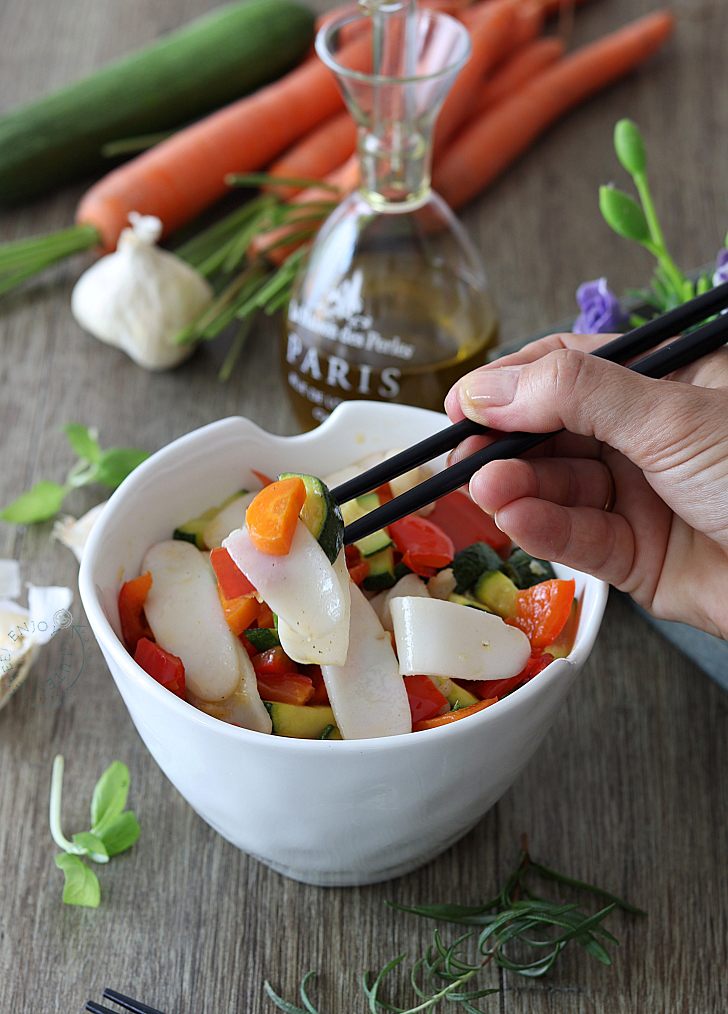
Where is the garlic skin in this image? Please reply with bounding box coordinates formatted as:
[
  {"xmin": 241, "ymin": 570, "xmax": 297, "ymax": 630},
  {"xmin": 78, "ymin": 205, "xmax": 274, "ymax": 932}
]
[
  {"xmin": 52, "ymin": 502, "xmax": 107, "ymax": 564},
  {"xmin": 71, "ymin": 213, "xmax": 213, "ymax": 371}
]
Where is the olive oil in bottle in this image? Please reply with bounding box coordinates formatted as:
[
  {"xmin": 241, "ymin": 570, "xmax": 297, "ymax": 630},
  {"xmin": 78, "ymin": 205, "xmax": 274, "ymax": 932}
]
[{"xmin": 282, "ymin": 4, "xmax": 497, "ymax": 430}]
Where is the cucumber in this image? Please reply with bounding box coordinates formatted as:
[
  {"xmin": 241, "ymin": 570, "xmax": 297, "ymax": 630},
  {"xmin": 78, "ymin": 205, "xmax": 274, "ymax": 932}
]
[
  {"xmin": 505, "ymin": 549, "xmax": 556, "ymax": 589},
  {"xmin": 447, "ymin": 683, "xmax": 480, "ymax": 710},
  {"xmin": 340, "ymin": 495, "xmax": 393, "ymax": 558},
  {"xmin": 244, "ymin": 627, "xmax": 280, "ymax": 652},
  {"xmin": 452, "ymin": 542, "xmax": 506, "ymax": 594},
  {"xmin": 473, "ymin": 570, "xmax": 519, "ymax": 619},
  {"xmin": 173, "ymin": 491, "xmax": 247, "ymax": 549},
  {"xmin": 268, "ymin": 702, "xmax": 340, "ymax": 739},
  {"xmin": 280, "ymin": 472, "xmax": 344, "ymax": 564},
  {"xmin": 0, "ymin": 0, "xmax": 315, "ymax": 205},
  {"xmin": 362, "ymin": 547, "xmax": 397, "ymax": 592}
]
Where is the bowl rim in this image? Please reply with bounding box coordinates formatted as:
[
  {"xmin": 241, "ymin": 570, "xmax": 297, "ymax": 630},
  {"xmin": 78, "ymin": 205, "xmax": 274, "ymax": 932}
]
[{"xmin": 79, "ymin": 404, "xmax": 609, "ymax": 753}]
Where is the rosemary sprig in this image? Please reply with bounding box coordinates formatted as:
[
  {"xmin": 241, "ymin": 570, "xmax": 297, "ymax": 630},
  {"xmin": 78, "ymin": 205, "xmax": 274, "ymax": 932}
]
[{"xmin": 264, "ymin": 837, "xmax": 645, "ymax": 1014}]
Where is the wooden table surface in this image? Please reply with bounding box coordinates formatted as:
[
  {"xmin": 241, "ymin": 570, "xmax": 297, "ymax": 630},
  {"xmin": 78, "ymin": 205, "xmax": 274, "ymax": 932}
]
[{"xmin": 1, "ymin": 1, "xmax": 727, "ymax": 1011}]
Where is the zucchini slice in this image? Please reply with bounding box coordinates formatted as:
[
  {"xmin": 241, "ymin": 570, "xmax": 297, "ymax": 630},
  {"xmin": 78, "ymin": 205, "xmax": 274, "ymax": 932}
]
[
  {"xmin": 279, "ymin": 472, "xmax": 343, "ymax": 564},
  {"xmin": 505, "ymin": 549, "xmax": 556, "ymax": 589},
  {"xmin": 244, "ymin": 627, "xmax": 280, "ymax": 653}
]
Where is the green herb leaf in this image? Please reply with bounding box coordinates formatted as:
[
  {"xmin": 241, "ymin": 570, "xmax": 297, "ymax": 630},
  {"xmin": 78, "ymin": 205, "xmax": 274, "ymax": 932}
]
[
  {"xmin": 54, "ymin": 854, "xmax": 100, "ymax": 908},
  {"xmin": 62, "ymin": 423, "xmax": 101, "ymax": 464},
  {"xmin": 1, "ymin": 480, "xmax": 68, "ymax": 523},
  {"xmin": 599, "ymin": 186, "xmax": 652, "ymax": 247},
  {"xmin": 71, "ymin": 831, "xmax": 110, "ymax": 864},
  {"xmin": 90, "ymin": 761, "xmax": 130, "ymax": 833},
  {"xmin": 96, "ymin": 811, "xmax": 141, "ymax": 856},
  {"xmin": 94, "ymin": 448, "xmax": 149, "ymax": 489},
  {"xmin": 614, "ymin": 119, "xmax": 646, "ymax": 176}
]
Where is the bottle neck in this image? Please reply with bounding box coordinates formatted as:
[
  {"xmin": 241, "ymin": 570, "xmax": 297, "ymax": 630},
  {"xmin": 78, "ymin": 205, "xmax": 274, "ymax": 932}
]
[{"xmin": 357, "ymin": 121, "xmax": 433, "ymax": 212}]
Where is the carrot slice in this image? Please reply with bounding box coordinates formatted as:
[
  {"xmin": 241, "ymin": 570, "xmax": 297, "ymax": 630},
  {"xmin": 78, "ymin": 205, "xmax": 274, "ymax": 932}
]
[
  {"xmin": 118, "ymin": 571, "xmax": 153, "ymax": 654},
  {"xmin": 413, "ymin": 697, "xmax": 498, "ymax": 731},
  {"xmin": 246, "ymin": 476, "xmax": 307, "ymax": 556},
  {"xmin": 218, "ymin": 588, "xmax": 260, "ymax": 637}
]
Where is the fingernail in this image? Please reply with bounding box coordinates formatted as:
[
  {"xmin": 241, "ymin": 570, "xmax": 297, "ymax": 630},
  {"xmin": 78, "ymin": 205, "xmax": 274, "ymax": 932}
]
[{"xmin": 461, "ymin": 367, "xmax": 521, "ymax": 407}]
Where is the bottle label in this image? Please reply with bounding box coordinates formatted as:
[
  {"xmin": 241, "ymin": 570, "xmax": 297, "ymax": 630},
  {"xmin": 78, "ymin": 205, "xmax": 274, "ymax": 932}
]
[{"xmin": 286, "ymin": 280, "xmax": 417, "ymax": 422}]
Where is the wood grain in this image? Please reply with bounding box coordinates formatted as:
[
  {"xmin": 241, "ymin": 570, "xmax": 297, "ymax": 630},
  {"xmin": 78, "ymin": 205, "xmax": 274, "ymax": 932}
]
[{"xmin": 1, "ymin": 0, "xmax": 727, "ymax": 1012}]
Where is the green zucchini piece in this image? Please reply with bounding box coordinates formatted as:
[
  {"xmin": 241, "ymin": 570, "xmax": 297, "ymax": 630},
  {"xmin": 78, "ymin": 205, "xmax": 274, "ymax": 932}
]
[
  {"xmin": 448, "ymin": 592, "xmax": 493, "ymax": 612},
  {"xmin": 268, "ymin": 703, "xmax": 339, "ymax": 739},
  {"xmin": 473, "ymin": 570, "xmax": 519, "ymax": 619},
  {"xmin": 0, "ymin": 0, "xmax": 315, "ymax": 205},
  {"xmin": 244, "ymin": 627, "xmax": 280, "ymax": 652},
  {"xmin": 505, "ymin": 549, "xmax": 556, "ymax": 589},
  {"xmin": 340, "ymin": 494, "xmax": 393, "ymax": 558},
  {"xmin": 447, "ymin": 683, "xmax": 480, "ymax": 710},
  {"xmin": 361, "ymin": 547, "xmax": 397, "ymax": 592},
  {"xmin": 173, "ymin": 505, "xmax": 221, "ymax": 549},
  {"xmin": 280, "ymin": 472, "xmax": 344, "ymax": 564},
  {"xmin": 452, "ymin": 542, "xmax": 506, "ymax": 593}
]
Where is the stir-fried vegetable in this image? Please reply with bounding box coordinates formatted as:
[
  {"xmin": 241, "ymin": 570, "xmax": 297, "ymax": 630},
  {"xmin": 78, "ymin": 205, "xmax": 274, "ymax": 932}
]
[{"xmin": 117, "ymin": 453, "xmax": 579, "ymax": 739}]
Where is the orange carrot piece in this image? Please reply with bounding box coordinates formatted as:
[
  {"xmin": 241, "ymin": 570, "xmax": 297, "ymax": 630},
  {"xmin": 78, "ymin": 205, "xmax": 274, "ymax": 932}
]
[
  {"xmin": 413, "ymin": 697, "xmax": 498, "ymax": 731},
  {"xmin": 475, "ymin": 36, "xmax": 565, "ymax": 116},
  {"xmin": 75, "ymin": 35, "xmax": 372, "ymax": 252},
  {"xmin": 246, "ymin": 476, "xmax": 307, "ymax": 556},
  {"xmin": 218, "ymin": 588, "xmax": 260, "ymax": 637},
  {"xmin": 435, "ymin": 0, "xmax": 519, "ymax": 156},
  {"xmin": 267, "ymin": 111, "xmax": 358, "ymax": 199},
  {"xmin": 433, "ymin": 10, "xmax": 675, "ymax": 210}
]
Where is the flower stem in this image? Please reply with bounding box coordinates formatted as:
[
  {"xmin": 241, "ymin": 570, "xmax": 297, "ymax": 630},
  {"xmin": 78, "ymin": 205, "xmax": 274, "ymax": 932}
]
[
  {"xmin": 49, "ymin": 755, "xmax": 80, "ymax": 854},
  {"xmin": 632, "ymin": 171, "xmax": 687, "ymax": 298}
]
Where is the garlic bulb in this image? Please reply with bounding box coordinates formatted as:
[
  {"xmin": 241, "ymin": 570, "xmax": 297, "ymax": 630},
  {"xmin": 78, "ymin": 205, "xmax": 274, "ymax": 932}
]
[
  {"xmin": 71, "ymin": 212, "xmax": 213, "ymax": 371},
  {"xmin": 52, "ymin": 502, "xmax": 107, "ymax": 564}
]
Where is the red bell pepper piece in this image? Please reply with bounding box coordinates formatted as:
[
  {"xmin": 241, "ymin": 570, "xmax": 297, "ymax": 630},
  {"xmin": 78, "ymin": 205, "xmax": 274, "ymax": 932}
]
[
  {"xmin": 255, "ymin": 672, "xmax": 314, "ymax": 706},
  {"xmin": 118, "ymin": 571, "xmax": 153, "ymax": 654},
  {"xmin": 404, "ymin": 674, "xmax": 448, "ymax": 724},
  {"xmin": 251, "ymin": 646, "xmax": 299, "ymax": 676},
  {"xmin": 510, "ymin": 579, "xmax": 576, "ymax": 649},
  {"xmin": 252, "ymin": 470, "xmax": 275, "ymax": 487},
  {"xmin": 134, "ymin": 637, "xmax": 185, "ymax": 699},
  {"xmin": 428, "ymin": 490, "xmax": 511, "ymax": 553},
  {"xmin": 210, "ymin": 547, "xmax": 256, "ymax": 600},
  {"xmin": 302, "ymin": 664, "xmax": 329, "ymax": 705},
  {"xmin": 388, "ymin": 516, "xmax": 455, "ymax": 576},
  {"xmin": 471, "ymin": 651, "xmax": 554, "ymax": 701},
  {"xmin": 412, "ymin": 697, "xmax": 497, "ymax": 731}
]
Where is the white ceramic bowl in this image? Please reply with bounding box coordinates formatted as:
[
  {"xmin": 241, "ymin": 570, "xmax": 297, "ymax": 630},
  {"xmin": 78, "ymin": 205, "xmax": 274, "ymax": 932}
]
[{"xmin": 79, "ymin": 402, "xmax": 608, "ymax": 886}]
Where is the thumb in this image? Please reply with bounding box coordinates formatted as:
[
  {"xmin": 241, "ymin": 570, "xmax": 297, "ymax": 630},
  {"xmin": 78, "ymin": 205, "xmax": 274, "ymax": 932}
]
[{"xmin": 454, "ymin": 349, "xmax": 728, "ymax": 476}]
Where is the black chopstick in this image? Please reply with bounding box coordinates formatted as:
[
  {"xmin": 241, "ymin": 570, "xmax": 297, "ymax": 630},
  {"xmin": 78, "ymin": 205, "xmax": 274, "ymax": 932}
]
[
  {"xmin": 99, "ymin": 989, "xmax": 168, "ymax": 1014},
  {"xmin": 341, "ymin": 305, "xmax": 728, "ymax": 545},
  {"xmin": 332, "ymin": 279, "xmax": 728, "ymax": 507}
]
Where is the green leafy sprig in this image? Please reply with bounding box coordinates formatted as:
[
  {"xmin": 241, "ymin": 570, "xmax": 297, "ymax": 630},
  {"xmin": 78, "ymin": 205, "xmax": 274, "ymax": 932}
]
[
  {"xmin": 264, "ymin": 838, "xmax": 645, "ymax": 1014},
  {"xmin": 50, "ymin": 754, "xmax": 140, "ymax": 908},
  {"xmin": 171, "ymin": 174, "xmax": 336, "ymax": 379},
  {"xmin": 0, "ymin": 423, "xmax": 148, "ymax": 524},
  {"xmin": 599, "ymin": 119, "xmax": 713, "ymax": 322}
]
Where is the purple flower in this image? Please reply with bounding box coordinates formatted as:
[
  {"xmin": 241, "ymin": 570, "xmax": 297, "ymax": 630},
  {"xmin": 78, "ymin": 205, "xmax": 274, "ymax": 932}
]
[
  {"xmin": 573, "ymin": 277, "xmax": 624, "ymax": 334},
  {"xmin": 713, "ymin": 247, "xmax": 728, "ymax": 288}
]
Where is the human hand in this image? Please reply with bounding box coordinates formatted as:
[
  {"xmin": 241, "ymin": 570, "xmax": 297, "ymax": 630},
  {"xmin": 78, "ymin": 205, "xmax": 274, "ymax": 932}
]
[{"xmin": 445, "ymin": 333, "xmax": 728, "ymax": 639}]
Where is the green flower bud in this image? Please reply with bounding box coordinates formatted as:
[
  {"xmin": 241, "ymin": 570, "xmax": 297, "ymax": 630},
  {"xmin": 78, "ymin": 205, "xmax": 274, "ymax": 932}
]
[
  {"xmin": 614, "ymin": 119, "xmax": 646, "ymax": 176},
  {"xmin": 599, "ymin": 185, "xmax": 652, "ymax": 245}
]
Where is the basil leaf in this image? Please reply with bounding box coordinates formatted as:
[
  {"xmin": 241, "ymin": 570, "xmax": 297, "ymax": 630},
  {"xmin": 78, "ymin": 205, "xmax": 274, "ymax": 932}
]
[
  {"xmin": 72, "ymin": 831, "xmax": 110, "ymax": 864},
  {"xmin": 95, "ymin": 447, "xmax": 149, "ymax": 489},
  {"xmin": 90, "ymin": 761, "xmax": 130, "ymax": 833},
  {"xmin": 96, "ymin": 811, "xmax": 141, "ymax": 856},
  {"xmin": 0, "ymin": 480, "xmax": 67, "ymax": 523},
  {"xmin": 62, "ymin": 423, "xmax": 101, "ymax": 464},
  {"xmin": 54, "ymin": 854, "xmax": 100, "ymax": 907}
]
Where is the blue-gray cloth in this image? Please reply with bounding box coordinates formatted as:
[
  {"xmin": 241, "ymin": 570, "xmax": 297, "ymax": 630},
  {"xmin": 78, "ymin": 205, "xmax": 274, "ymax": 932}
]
[{"xmin": 629, "ymin": 599, "xmax": 728, "ymax": 692}]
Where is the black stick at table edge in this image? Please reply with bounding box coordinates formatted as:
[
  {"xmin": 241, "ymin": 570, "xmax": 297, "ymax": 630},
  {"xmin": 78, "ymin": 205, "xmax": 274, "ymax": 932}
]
[
  {"xmin": 342, "ymin": 310, "xmax": 728, "ymax": 545},
  {"xmin": 332, "ymin": 281, "xmax": 728, "ymax": 508}
]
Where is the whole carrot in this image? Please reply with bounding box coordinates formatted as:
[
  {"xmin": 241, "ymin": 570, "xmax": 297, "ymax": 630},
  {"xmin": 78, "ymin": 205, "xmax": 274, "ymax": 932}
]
[
  {"xmin": 267, "ymin": 111, "xmax": 358, "ymax": 199},
  {"xmin": 435, "ymin": 0, "xmax": 520, "ymax": 155},
  {"xmin": 475, "ymin": 36, "xmax": 565, "ymax": 116},
  {"xmin": 75, "ymin": 35, "xmax": 372, "ymax": 252},
  {"xmin": 433, "ymin": 10, "xmax": 675, "ymax": 210}
]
